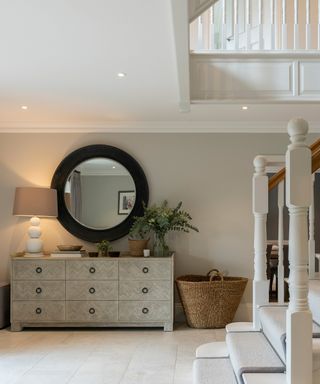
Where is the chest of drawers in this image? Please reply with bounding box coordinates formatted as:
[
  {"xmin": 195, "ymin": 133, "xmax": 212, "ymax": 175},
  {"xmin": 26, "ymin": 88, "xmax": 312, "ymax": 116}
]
[{"xmin": 11, "ymin": 255, "xmax": 174, "ymax": 332}]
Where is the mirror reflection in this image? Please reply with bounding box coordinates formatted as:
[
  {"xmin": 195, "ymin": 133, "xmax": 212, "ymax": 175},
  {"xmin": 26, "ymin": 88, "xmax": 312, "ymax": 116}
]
[{"xmin": 64, "ymin": 158, "xmax": 136, "ymax": 229}]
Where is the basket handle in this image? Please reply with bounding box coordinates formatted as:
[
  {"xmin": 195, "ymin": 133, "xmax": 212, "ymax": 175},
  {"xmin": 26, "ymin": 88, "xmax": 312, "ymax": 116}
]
[{"xmin": 207, "ymin": 268, "xmax": 224, "ymax": 282}]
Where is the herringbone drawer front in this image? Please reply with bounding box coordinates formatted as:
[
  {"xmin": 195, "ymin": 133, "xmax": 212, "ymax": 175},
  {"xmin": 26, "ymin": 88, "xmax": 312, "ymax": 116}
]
[
  {"xmin": 66, "ymin": 281, "xmax": 118, "ymax": 300},
  {"xmin": 119, "ymin": 280, "xmax": 171, "ymax": 300},
  {"xmin": 12, "ymin": 281, "xmax": 65, "ymax": 300},
  {"xmin": 11, "ymin": 255, "xmax": 174, "ymax": 331},
  {"xmin": 119, "ymin": 259, "xmax": 171, "ymax": 280},
  {"xmin": 66, "ymin": 301, "xmax": 118, "ymax": 322},
  {"xmin": 12, "ymin": 259, "xmax": 65, "ymax": 280},
  {"xmin": 66, "ymin": 260, "xmax": 118, "ymax": 280},
  {"xmin": 12, "ymin": 301, "xmax": 65, "ymax": 321},
  {"xmin": 119, "ymin": 301, "xmax": 171, "ymax": 322}
]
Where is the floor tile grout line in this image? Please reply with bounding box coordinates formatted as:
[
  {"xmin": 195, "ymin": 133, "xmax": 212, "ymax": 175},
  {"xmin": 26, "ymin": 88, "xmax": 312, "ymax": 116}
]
[
  {"xmin": 13, "ymin": 331, "xmax": 76, "ymax": 383},
  {"xmin": 65, "ymin": 332, "xmax": 116, "ymax": 384},
  {"xmin": 118, "ymin": 342, "xmax": 141, "ymax": 384}
]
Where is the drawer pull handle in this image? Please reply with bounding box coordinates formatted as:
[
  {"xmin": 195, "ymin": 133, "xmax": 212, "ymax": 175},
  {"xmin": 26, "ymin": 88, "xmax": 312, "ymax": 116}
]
[
  {"xmin": 89, "ymin": 267, "xmax": 96, "ymax": 274},
  {"xmin": 89, "ymin": 287, "xmax": 95, "ymax": 294},
  {"xmin": 142, "ymin": 267, "xmax": 149, "ymax": 274},
  {"xmin": 89, "ymin": 308, "xmax": 95, "ymax": 314},
  {"xmin": 35, "ymin": 307, "xmax": 42, "ymax": 314},
  {"xmin": 142, "ymin": 287, "xmax": 149, "ymax": 294},
  {"xmin": 142, "ymin": 307, "xmax": 149, "ymax": 314},
  {"xmin": 36, "ymin": 287, "xmax": 42, "ymax": 294},
  {"xmin": 36, "ymin": 267, "xmax": 42, "ymax": 274}
]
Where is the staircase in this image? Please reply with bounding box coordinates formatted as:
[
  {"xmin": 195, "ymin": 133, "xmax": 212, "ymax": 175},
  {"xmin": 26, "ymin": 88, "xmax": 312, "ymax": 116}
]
[
  {"xmin": 193, "ymin": 118, "xmax": 320, "ymax": 384},
  {"xmin": 194, "ymin": 296, "xmax": 320, "ymax": 383}
]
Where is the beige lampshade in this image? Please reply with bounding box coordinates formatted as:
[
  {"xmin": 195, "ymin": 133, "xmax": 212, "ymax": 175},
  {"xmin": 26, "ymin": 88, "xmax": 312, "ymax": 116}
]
[{"xmin": 13, "ymin": 187, "xmax": 58, "ymax": 217}]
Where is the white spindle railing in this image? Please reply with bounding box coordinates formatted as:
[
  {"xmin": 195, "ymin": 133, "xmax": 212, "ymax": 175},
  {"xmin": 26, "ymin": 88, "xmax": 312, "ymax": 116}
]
[
  {"xmin": 190, "ymin": 0, "xmax": 320, "ymax": 51},
  {"xmin": 306, "ymin": 0, "xmax": 311, "ymax": 50},
  {"xmin": 318, "ymin": 0, "xmax": 320, "ymax": 49},
  {"xmin": 277, "ymin": 180, "xmax": 285, "ymax": 304},
  {"xmin": 251, "ymin": 120, "xmax": 316, "ymax": 383},
  {"xmin": 234, "ymin": 0, "xmax": 239, "ymax": 49},
  {"xmin": 252, "ymin": 156, "xmax": 269, "ymax": 330},
  {"xmin": 281, "ymin": 0, "xmax": 287, "ymax": 50},
  {"xmin": 285, "ymin": 118, "xmax": 313, "ymax": 384},
  {"xmin": 293, "ymin": 0, "xmax": 299, "ymax": 50},
  {"xmin": 221, "ymin": 0, "xmax": 227, "ymax": 49},
  {"xmin": 270, "ymin": 0, "xmax": 275, "ymax": 50},
  {"xmin": 245, "ymin": 0, "xmax": 251, "ymax": 50},
  {"xmin": 309, "ymin": 174, "xmax": 316, "ymax": 279}
]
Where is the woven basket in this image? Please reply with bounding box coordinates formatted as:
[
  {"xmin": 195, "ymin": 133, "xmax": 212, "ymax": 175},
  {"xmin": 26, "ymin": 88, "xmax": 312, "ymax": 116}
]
[
  {"xmin": 176, "ymin": 269, "xmax": 248, "ymax": 329},
  {"xmin": 128, "ymin": 239, "xmax": 149, "ymax": 256}
]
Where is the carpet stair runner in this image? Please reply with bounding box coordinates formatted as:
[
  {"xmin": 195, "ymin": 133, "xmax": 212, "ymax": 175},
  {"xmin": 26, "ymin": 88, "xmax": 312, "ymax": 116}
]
[
  {"xmin": 259, "ymin": 305, "xmax": 320, "ymax": 362},
  {"xmin": 193, "ymin": 279, "xmax": 320, "ymax": 384}
]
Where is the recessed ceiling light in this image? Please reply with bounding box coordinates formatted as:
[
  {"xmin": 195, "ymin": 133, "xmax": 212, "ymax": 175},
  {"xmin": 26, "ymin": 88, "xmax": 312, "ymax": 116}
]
[
  {"xmin": 241, "ymin": 106, "xmax": 248, "ymax": 110},
  {"xmin": 112, "ymin": 166, "xmax": 116, "ymax": 169},
  {"xmin": 117, "ymin": 72, "xmax": 126, "ymax": 78},
  {"xmin": 21, "ymin": 105, "xmax": 28, "ymax": 110}
]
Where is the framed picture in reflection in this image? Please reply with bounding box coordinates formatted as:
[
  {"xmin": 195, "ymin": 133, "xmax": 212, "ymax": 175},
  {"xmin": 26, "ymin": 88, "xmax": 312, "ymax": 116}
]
[{"xmin": 118, "ymin": 190, "xmax": 135, "ymax": 215}]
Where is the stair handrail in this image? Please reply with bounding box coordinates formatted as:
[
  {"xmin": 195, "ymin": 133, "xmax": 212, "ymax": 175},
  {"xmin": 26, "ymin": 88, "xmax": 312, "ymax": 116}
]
[{"xmin": 268, "ymin": 137, "xmax": 320, "ymax": 191}]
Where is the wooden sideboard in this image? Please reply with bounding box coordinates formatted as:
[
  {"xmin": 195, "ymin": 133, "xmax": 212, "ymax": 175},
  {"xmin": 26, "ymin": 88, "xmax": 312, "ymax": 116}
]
[{"xmin": 11, "ymin": 255, "xmax": 174, "ymax": 331}]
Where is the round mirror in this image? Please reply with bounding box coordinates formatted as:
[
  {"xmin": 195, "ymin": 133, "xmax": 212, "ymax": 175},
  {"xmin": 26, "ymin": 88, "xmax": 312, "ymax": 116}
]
[{"xmin": 51, "ymin": 145, "xmax": 149, "ymax": 242}]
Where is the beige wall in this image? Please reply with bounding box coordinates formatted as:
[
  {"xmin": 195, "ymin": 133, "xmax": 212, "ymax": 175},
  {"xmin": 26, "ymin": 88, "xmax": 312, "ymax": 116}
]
[{"xmin": 1, "ymin": 131, "xmax": 317, "ymax": 320}]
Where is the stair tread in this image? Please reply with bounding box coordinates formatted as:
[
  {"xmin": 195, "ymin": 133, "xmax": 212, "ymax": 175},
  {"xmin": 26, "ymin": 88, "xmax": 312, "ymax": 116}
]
[
  {"xmin": 226, "ymin": 332, "xmax": 285, "ymax": 384},
  {"xmin": 226, "ymin": 322, "xmax": 255, "ymax": 333},
  {"xmin": 260, "ymin": 306, "xmax": 320, "ymax": 362},
  {"xmin": 193, "ymin": 358, "xmax": 237, "ymax": 384},
  {"xmin": 242, "ymin": 373, "xmax": 286, "ymax": 384},
  {"xmin": 196, "ymin": 341, "xmax": 228, "ymax": 358},
  {"xmin": 309, "ymin": 280, "xmax": 320, "ymax": 325},
  {"xmin": 259, "ymin": 306, "xmax": 287, "ymax": 362}
]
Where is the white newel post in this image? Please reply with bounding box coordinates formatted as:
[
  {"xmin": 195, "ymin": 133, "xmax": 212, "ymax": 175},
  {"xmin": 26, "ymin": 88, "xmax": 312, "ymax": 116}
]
[
  {"xmin": 277, "ymin": 181, "xmax": 285, "ymax": 304},
  {"xmin": 309, "ymin": 174, "xmax": 315, "ymax": 279},
  {"xmin": 286, "ymin": 118, "xmax": 313, "ymax": 384},
  {"xmin": 253, "ymin": 156, "xmax": 269, "ymax": 331}
]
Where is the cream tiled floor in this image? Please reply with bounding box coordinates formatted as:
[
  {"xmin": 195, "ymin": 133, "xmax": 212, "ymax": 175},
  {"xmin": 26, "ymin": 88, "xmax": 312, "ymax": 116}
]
[{"xmin": 0, "ymin": 324, "xmax": 225, "ymax": 384}]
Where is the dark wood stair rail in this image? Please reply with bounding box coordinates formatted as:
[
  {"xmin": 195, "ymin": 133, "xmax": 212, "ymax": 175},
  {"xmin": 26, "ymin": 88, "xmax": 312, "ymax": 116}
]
[{"xmin": 268, "ymin": 138, "xmax": 320, "ymax": 191}]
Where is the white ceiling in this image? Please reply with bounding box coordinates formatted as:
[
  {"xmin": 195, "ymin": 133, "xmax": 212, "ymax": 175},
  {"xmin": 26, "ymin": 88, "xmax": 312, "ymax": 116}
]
[{"xmin": 0, "ymin": 0, "xmax": 320, "ymax": 132}]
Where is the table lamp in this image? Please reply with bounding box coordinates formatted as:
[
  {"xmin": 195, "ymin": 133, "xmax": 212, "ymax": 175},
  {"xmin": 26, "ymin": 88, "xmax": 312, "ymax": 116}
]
[{"xmin": 13, "ymin": 187, "xmax": 58, "ymax": 256}]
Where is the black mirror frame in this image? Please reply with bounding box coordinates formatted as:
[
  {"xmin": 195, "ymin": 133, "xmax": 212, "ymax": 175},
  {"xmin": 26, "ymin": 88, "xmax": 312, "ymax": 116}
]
[{"xmin": 51, "ymin": 144, "xmax": 149, "ymax": 242}]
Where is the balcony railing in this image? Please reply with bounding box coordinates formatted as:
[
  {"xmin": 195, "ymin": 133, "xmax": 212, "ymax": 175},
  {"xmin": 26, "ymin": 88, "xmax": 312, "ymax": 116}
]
[{"xmin": 190, "ymin": 0, "xmax": 320, "ymax": 51}]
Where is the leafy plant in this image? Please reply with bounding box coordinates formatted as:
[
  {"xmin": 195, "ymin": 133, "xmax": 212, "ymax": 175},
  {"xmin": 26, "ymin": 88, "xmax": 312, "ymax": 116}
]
[
  {"xmin": 143, "ymin": 200, "xmax": 199, "ymax": 236},
  {"xmin": 129, "ymin": 216, "xmax": 150, "ymax": 240},
  {"xmin": 130, "ymin": 201, "xmax": 199, "ymax": 238},
  {"xmin": 96, "ymin": 240, "xmax": 112, "ymax": 255}
]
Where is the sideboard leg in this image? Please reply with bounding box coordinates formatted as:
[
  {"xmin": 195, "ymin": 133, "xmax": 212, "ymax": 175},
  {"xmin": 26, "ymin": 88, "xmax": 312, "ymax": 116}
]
[
  {"xmin": 11, "ymin": 322, "xmax": 23, "ymax": 332},
  {"xmin": 164, "ymin": 322, "xmax": 173, "ymax": 332}
]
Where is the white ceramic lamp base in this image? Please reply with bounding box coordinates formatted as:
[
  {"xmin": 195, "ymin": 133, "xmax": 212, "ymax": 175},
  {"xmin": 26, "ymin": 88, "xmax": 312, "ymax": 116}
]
[{"xmin": 25, "ymin": 216, "xmax": 43, "ymax": 256}]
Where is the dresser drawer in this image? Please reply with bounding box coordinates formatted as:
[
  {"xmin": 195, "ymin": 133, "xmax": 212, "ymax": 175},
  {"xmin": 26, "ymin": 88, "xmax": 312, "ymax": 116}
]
[
  {"xmin": 66, "ymin": 281, "xmax": 118, "ymax": 300},
  {"xmin": 66, "ymin": 301, "xmax": 118, "ymax": 322},
  {"xmin": 119, "ymin": 301, "xmax": 171, "ymax": 322},
  {"xmin": 119, "ymin": 259, "xmax": 171, "ymax": 280},
  {"xmin": 119, "ymin": 280, "xmax": 171, "ymax": 301},
  {"xmin": 12, "ymin": 301, "xmax": 65, "ymax": 321},
  {"xmin": 12, "ymin": 281, "xmax": 65, "ymax": 300},
  {"xmin": 66, "ymin": 260, "xmax": 118, "ymax": 280},
  {"xmin": 12, "ymin": 259, "xmax": 65, "ymax": 280}
]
